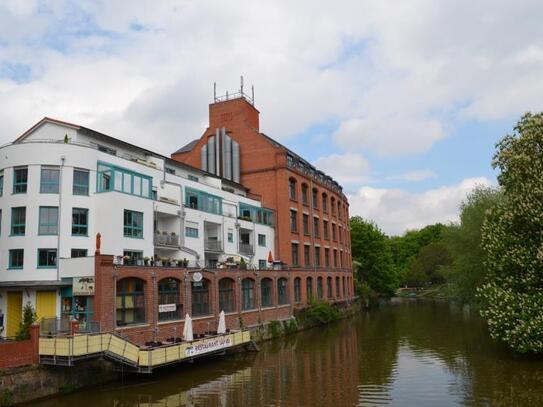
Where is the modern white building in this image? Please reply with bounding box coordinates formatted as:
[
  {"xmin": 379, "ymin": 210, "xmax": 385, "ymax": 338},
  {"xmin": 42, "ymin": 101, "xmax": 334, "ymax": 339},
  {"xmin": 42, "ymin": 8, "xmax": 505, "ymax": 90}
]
[{"xmin": 0, "ymin": 117, "xmax": 275, "ymax": 337}]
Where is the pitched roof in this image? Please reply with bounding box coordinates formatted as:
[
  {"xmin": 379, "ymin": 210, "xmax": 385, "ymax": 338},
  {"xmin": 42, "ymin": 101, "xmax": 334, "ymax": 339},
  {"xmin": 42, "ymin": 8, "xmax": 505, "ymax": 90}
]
[{"xmin": 173, "ymin": 139, "xmax": 199, "ymax": 154}]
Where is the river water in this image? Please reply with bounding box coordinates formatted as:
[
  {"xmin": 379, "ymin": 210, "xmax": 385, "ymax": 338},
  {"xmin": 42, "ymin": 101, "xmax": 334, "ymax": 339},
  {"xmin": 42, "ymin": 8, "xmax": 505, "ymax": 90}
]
[{"xmin": 29, "ymin": 299, "xmax": 543, "ymax": 406}]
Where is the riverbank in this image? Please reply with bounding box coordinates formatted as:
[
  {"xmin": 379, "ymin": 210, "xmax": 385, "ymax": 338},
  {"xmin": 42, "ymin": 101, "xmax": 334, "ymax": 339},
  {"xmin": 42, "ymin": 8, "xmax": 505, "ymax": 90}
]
[
  {"xmin": 397, "ymin": 284, "xmax": 458, "ymax": 301},
  {"xmin": 0, "ymin": 300, "xmax": 360, "ymax": 406}
]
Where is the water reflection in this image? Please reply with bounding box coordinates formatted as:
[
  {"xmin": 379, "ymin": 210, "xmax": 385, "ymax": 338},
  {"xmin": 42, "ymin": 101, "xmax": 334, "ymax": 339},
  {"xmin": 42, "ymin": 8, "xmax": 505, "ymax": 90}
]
[{"xmin": 29, "ymin": 300, "xmax": 543, "ymax": 406}]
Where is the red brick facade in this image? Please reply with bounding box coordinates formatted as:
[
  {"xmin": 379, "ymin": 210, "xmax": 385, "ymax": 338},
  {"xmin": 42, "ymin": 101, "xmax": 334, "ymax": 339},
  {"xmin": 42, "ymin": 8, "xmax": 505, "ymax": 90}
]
[
  {"xmin": 0, "ymin": 325, "xmax": 39, "ymax": 369},
  {"xmin": 94, "ymin": 255, "xmax": 354, "ymax": 345}
]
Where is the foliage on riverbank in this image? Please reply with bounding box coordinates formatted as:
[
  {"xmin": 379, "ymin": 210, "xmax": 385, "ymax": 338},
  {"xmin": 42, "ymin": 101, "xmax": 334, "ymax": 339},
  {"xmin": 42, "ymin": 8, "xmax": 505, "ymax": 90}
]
[{"xmin": 298, "ymin": 300, "xmax": 341, "ymax": 327}]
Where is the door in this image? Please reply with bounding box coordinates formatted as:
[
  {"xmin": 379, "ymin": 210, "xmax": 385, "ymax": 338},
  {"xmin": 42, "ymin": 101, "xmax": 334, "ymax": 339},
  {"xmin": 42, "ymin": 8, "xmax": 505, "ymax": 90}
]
[
  {"xmin": 6, "ymin": 292, "xmax": 23, "ymax": 337},
  {"xmin": 35, "ymin": 291, "xmax": 57, "ymax": 321}
]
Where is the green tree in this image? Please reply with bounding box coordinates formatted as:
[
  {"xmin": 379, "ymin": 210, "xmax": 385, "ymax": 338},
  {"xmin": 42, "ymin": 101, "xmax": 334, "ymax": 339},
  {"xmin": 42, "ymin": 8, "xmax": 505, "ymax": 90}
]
[
  {"xmin": 405, "ymin": 242, "xmax": 451, "ymax": 286},
  {"xmin": 478, "ymin": 112, "xmax": 543, "ymax": 353},
  {"xmin": 16, "ymin": 302, "xmax": 37, "ymax": 341},
  {"xmin": 442, "ymin": 186, "xmax": 502, "ymax": 302},
  {"xmin": 350, "ymin": 216, "xmax": 399, "ymax": 297}
]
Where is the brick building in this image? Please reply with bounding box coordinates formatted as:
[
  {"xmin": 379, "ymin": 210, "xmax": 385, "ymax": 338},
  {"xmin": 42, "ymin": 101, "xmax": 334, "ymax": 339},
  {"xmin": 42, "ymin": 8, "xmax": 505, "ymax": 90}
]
[{"xmin": 172, "ymin": 94, "xmax": 353, "ymax": 286}]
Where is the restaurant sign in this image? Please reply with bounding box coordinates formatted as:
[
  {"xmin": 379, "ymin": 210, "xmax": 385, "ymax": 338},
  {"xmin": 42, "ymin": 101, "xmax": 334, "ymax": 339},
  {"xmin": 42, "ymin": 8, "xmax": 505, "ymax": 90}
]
[
  {"xmin": 73, "ymin": 277, "xmax": 95, "ymax": 296},
  {"xmin": 159, "ymin": 303, "xmax": 176, "ymax": 313},
  {"xmin": 185, "ymin": 335, "xmax": 232, "ymax": 357}
]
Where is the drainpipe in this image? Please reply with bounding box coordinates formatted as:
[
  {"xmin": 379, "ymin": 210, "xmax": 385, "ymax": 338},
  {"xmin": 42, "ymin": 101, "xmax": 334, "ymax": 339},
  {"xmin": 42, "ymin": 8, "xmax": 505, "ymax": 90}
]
[{"xmin": 57, "ymin": 156, "xmax": 65, "ymax": 282}]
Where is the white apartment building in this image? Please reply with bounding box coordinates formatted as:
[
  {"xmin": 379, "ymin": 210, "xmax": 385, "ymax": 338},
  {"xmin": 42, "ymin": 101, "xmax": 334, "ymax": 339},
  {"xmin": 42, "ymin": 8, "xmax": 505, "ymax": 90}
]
[{"xmin": 0, "ymin": 118, "xmax": 275, "ymax": 337}]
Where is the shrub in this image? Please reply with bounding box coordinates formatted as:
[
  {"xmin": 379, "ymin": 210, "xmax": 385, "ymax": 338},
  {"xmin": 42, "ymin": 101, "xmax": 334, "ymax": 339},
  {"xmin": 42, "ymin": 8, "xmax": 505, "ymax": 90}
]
[{"xmin": 16, "ymin": 302, "xmax": 36, "ymax": 341}]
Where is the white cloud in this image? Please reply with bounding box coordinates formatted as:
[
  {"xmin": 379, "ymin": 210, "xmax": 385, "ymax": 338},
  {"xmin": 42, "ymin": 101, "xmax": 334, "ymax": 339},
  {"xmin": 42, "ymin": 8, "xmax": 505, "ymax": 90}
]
[
  {"xmin": 348, "ymin": 177, "xmax": 492, "ymax": 236},
  {"xmin": 388, "ymin": 169, "xmax": 437, "ymax": 182},
  {"xmin": 313, "ymin": 153, "xmax": 370, "ymax": 185}
]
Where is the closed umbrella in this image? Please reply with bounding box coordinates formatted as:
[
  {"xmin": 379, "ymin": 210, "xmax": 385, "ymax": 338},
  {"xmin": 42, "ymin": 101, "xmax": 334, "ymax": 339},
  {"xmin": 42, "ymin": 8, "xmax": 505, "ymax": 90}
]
[
  {"xmin": 217, "ymin": 310, "xmax": 226, "ymax": 334},
  {"xmin": 183, "ymin": 313, "xmax": 193, "ymax": 341},
  {"xmin": 267, "ymin": 251, "xmax": 274, "ymax": 264}
]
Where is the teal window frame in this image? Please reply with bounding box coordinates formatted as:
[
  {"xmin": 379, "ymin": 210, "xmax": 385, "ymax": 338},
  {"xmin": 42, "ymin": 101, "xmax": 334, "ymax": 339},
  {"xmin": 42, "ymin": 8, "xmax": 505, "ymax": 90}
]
[
  {"xmin": 13, "ymin": 167, "xmax": 28, "ymax": 194},
  {"xmin": 8, "ymin": 249, "xmax": 24, "ymax": 269},
  {"xmin": 238, "ymin": 203, "xmax": 274, "ymax": 226},
  {"xmin": 72, "ymin": 208, "xmax": 89, "ymax": 236},
  {"xmin": 40, "ymin": 167, "xmax": 60, "ymax": 194},
  {"xmin": 185, "ymin": 187, "xmax": 222, "ymax": 215},
  {"xmin": 73, "ymin": 169, "xmax": 90, "ymax": 195},
  {"xmin": 37, "ymin": 248, "xmax": 57, "ymax": 268},
  {"xmin": 38, "ymin": 206, "xmax": 58, "ymax": 235},
  {"xmin": 124, "ymin": 210, "xmax": 143, "ymax": 238},
  {"xmin": 96, "ymin": 161, "xmax": 152, "ymax": 199},
  {"xmin": 188, "ymin": 174, "xmax": 198, "ymax": 182},
  {"xmin": 11, "ymin": 207, "xmax": 26, "ymax": 236},
  {"xmin": 227, "ymin": 232, "xmax": 233, "ymax": 243},
  {"xmin": 258, "ymin": 234, "xmax": 266, "ymax": 247},
  {"xmin": 71, "ymin": 248, "xmax": 88, "ymax": 258},
  {"xmin": 258, "ymin": 259, "xmax": 266, "ymax": 269},
  {"xmin": 185, "ymin": 227, "xmax": 199, "ymax": 238}
]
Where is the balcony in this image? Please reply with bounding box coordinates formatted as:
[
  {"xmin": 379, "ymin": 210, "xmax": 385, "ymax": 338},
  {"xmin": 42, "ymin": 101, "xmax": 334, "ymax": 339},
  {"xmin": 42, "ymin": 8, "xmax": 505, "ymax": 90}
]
[
  {"xmin": 154, "ymin": 232, "xmax": 180, "ymax": 248},
  {"xmin": 204, "ymin": 240, "xmax": 223, "ymax": 252},
  {"xmin": 239, "ymin": 243, "xmax": 254, "ymax": 255}
]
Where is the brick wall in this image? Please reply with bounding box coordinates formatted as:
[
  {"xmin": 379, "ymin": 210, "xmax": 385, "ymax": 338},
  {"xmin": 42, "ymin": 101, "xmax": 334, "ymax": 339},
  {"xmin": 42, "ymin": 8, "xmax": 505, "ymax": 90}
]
[{"xmin": 0, "ymin": 325, "xmax": 39, "ymax": 369}]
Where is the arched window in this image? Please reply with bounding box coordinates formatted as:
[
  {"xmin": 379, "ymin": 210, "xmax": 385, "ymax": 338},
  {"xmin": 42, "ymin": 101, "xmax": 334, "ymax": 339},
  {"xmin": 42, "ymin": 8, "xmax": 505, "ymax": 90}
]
[
  {"xmin": 116, "ymin": 278, "xmax": 145, "ymax": 326},
  {"xmin": 336, "ymin": 276, "xmax": 340, "ymax": 298},
  {"xmin": 331, "ymin": 197, "xmax": 336, "ymax": 216},
  {"xmin": 322, "ymin": 193, "xmax": 328, "ymax": 213},
  {"xmin": 306, "ymin": 277, "xmax": 313, "ymax": 301},
  {"xmin": 312, "ymin": 188, "xmax": 319, "ymax": 209},
  {"xmin": 261, "ymin": 278, "xmax": 273, "ymax": 307},
  {"xmin": 288, "ymin": 178, "xmax": 297, "ymax": 200},
  {"xmin": 294, "ymin": 277, "xmax": 301, "ymax": 303},
  {"xmin": 277, "ymin": 278, "xmax": 288, "ymax": 305},
  {"xmin": 342, "ymin": 276, "xmax": 346, "ymax": 297},
  {"xmin": 158, "ymin": 278, "xmax": 182, "ymax": 321},
  {"xmin": 192, "ymin": 279, "xmax": 210, "ymax": 317},
  {"xmin": 327, "ymin": 277, "xmax": 333, "ymax": 299},
  {"xmin": 242, "ymin": 278, "xmax": 255, "ymax": 310},
  {"xmin": 301, "ymin": 183, "xmax": 309, "ymax": 205},
  {"xmin": 219, "ymin": 278, "xmax": 235, "ymax": 312},
  {"xmin": 317, "ymin": 277, "xmax": 323, "ymax": 299}
]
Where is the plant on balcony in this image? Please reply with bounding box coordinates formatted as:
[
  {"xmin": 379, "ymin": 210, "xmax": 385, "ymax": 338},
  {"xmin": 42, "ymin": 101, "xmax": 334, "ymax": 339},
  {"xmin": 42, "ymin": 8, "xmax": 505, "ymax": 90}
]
[
  {"xmin": 143, "ymin": 256, "xmax": 150, "ymax": 266},
  {"xmin": 123, "ymin": 255, "xmax": 131, "ymax": 265},
  {"xmin": 239, "ymin": 258, "xmax": 247, "ymax": 270},
  {"xmin": 162, "ymin": 257, "xmax": 170, "ymax": 267},
  {"xmin": 237, "ymin": 215, "xmax": 252, "ymax": 222}
]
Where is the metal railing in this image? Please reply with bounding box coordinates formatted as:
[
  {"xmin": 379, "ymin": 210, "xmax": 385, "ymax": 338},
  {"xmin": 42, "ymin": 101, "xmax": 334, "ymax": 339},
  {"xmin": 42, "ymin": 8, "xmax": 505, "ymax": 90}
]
[
  {"xmin": 204, "ymin": 240, "xmax": 223, "ymax": 251},
  {"xmin": 239, "ymin": 243, "xmax": 254, "ymax": 255},
  {"xmin": 40, "ymin": 318, "xmax": 70, "ymax": 336},
  {"xmin": 154, "ymin": 232, "xmax": 180, "ymax": 247}
]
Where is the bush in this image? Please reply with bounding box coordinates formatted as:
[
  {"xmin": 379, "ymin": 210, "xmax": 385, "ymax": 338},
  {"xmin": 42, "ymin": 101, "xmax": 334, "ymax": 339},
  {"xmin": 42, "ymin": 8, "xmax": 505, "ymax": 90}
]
[
  {"xmin": 267, "ymin": 320, "xmax": 281, "ymax": 338},
  {"xmin": 16, "ymin": 302, "xmax": 36, "ymax": 341},
  {"xmin": 282, "ymin": 318, "xmax": 298, "ymax": 335},
  {"xmin": 301, "ymin": 300, "xmax": 341, "ymax": 326}
]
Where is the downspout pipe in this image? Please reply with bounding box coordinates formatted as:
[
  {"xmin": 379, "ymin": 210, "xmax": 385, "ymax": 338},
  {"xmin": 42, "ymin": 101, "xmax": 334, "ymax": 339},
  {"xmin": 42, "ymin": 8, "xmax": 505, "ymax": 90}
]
[{"xmin": 57, "ymin": 156, "xmax": 65, "ymax": 282}]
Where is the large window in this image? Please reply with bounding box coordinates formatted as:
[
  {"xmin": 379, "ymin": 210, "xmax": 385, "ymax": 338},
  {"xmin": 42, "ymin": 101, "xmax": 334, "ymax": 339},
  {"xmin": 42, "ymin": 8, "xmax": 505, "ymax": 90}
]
[
  {"xmin": 8, "ymin": 249, "xmax": 24, "ymax": 269},
  {"xmin": 291, "ymin": 243, "xmax": 299, "ymax": 266},
  {"xmin": 327, "ymin": 277, "xmax": 333, "ymax": 298},
  {"xmin": 13, "ymin": 167, "xmax": 28, "ymax": 194},
  {"xmin": 301, "ymin": 183, "xmax": 308, "ymax": 205},
  {"xmin": 185, "ymin": 227, "xmax": 199, "ymax": 238},
  {"xmin": 97, "ymin": 162, "xmax": 151, "ymax": 198},
  {"xmin": 261, "ymin": 278, "xmax": 272, "ymax": 307},
  {"xmin": 38, "ymin": 248, "xmax": 57, "ymax": 268},
  {"xmin": 312, "ymin": 188, "xmax": 318, "ymax": 209},
  {"xmin": 306, "ymin": 277, "xmax": 313, "ymax": 301},
  {"xmin": 241, "ymin": 278, "xmax": 255, "ymax": 310},
  {"xmin": 294, "ymin": 277, "xmax": 301, "ymax": 303},
  {"xmin": 116, "ymin": 278, "xmax": 145, "ymax": 326},
  {"xmin": 323, "ymin": 220, "xmax": 329, "ymax": 240},
  {"xmin": 322, "ymin": 193, "xmax": 328, "ymax": 212},
  {"xmin": 325, "ymin": 248, "xmax": 330, "ymax": 267},
  {"xmin": 303, "ymin": 214, "xmax": 309, "ymax": 235},
  {"xmin": 158, "ymin": 278, "xmax": 182, "ymax": 321},
  {"xmin": 288, "ymin": 178, "xmax": 297, "ymax": 200},
  {"xmin": 313, "ymin": 217, "xmax": 320, "ymax": 238},
  {"xmin": 219, "ymin": 278, "xmax": 235, "ymax": 312},
  {"xmin": 71, "ymin": 249, "xmax": 87, "ymax": 258},
  {"xmin": 238, "ymin": 203, "xmax": 273, "ymax": 226},
  {"xmin": 314, "ymin": 246, "xmax": 321, "ymax": 267},
  {"xmin": 124, "ymin": 210, "xmax": 143, "ymax": 238},
  {"xmin": 40, "ymin": 166, "xmax": 60, "ymax": 193},
  {"xmin": 11, "ymin": 207, "xmax": 26, "ymax": 235},
  {"xmin": 72, "ymin": 208, "xmax": 88, "ymax": 236},
  {"xmin": 185, "ymin": 187, "xmax": 222, "ymax": 215},
  {"xmin": 73, "ymin": 169, "xmax": 89, "ymax": 195},
  {"xmin": 290, "ymin": 210, "xmax": 298, "ymax": 233},
  {"xmin": 277, "ymin": 278, "xmax": 288, "ymax": 305},
  {"xmin": 258, "ymin": 234, "xmax": 266, "ymax": 247},
  {"xmin": 336, "ymin": 276, "xmax": 340, "ymax": 297},
  {"xmin": 38, "ymin": 206, "xmax": 58, "ymax": 235},
  {"xmin": 192, "ymin": 279, "xmax": 210, "ymax": 316},
  {"xmin": 304, "ymin": 245, "xmax": 311, "ymax": 267},
  {"xmin": 317, "ymin": 277, "xmax": 323, "ymax": 299}
]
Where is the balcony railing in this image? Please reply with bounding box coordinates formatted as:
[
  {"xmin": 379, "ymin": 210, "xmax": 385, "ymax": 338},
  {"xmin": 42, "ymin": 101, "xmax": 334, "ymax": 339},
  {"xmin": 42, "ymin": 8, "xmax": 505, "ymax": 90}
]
[
  {"xmin": 205, "ymin": 240, "xmax": 223, "ymax": 251},
  {"xmin": 154, "ymin": 232, "xmax": 180, "ymax": 247},
  {"xmin": 239, "ymin": 243, "xmax": 254, "ymax": 255}
]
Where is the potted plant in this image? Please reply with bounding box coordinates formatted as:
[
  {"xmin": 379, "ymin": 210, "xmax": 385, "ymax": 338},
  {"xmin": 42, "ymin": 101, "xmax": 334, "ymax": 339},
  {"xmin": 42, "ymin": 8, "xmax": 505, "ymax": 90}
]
[
  {"xmin": 123, "ymin": 255, "xmax": 130, "ymax": 265},
  {"xmin": 239, "ymin": 258, "xmax": 247, "ymax": 270},
  {"xmin": 182, "ymin": 258, "xmax": 189, "ymax": 268},
  {"xmin": 143, "ymin": 256, "xmax": 150, "ymax": 266},
  {"xmin": 162, "ymin": 257, "xmax": 170, "ymax": 267}
]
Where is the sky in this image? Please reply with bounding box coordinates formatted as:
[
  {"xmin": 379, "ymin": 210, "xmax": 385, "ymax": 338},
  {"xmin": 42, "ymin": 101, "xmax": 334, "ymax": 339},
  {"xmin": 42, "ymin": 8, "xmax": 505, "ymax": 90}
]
[{"xmin": 1, "ymin": 1, "xmax": 543, "ymax": 236}]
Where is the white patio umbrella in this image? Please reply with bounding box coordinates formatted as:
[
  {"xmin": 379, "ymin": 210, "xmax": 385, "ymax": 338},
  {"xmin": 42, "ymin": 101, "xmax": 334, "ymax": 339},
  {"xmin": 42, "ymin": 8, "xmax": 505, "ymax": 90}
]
[
  {"xmin": 183, "ymin": 313, "xmax": 193, "ymax": 341},
  {"xmin": 217, "ymin": 310, "xmax": 226, "ymax": 334}
]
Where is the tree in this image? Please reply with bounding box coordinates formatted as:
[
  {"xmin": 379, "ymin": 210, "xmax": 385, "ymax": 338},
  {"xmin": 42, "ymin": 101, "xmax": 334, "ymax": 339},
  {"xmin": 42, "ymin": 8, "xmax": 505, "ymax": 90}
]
[
  {"xmin": 478, "ymin": 112, "xmax": 543, "ymax": 353},
  {"xmin": 16, "ymin": 302, "xmax": 37, "ymax": 341},
  {"xmin": 405, "ymin": 242, "xmax": 451, "ymax": 286},
  {"xmin": 442, "ymin": 186, "xmax": 502, "ymax": 302},
  {"xmin": 350, "ymin": 216, "xmax": 399, "ymax": 297}
]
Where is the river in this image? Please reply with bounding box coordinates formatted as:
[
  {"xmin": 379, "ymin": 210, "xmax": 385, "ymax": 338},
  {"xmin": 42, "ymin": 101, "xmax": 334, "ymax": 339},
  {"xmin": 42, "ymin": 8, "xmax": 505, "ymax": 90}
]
[{"xmin": 28, "ymin": 299, "xmax": 543, "ymax": 406}]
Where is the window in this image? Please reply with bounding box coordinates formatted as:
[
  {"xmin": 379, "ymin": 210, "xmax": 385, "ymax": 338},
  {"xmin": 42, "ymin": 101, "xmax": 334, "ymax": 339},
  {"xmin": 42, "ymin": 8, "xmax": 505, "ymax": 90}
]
[
  {"xmin": 39, "ymin": 206, "xmax": 58, "ymax": 235},
  {"xmin": 238, "ymin": 203, "xmax": 274, "ymax": 226},
  {"xmin": 123, "ymin": 250, "xmax": 143, "ymax": 265},
  {"xmin": 72, "ymin": 208, "xmax": 88, "ymax": 236},
  {"xmin": 325, "ymin": 248, "xmax": 330, "ymax": 267},
  {"xmin": 323, "ymin": 220, "xmax": 329, "ymax": 240},
  {"xmin": 11, "ymin": 207, "xmax": 26, "ymax": 235},
  {"xmin": 338, "ymin": 201, "xmax": 342, "ymax": 220},
  {"xmin": 158, "ymin": 278, "xmax": 182, "ymax": 321},
  {"xmin": 38, "ymin": 248, "xmax": 57, "ymax": 268},
  {"xmin": 304, "ymin": 245, "xmax": 311, "ymax": 267},
  {"xmin": 294, "ymin": 278, "xmax": 301, "ymax": 303},
  {"xmin": 124, "ymin": 210, "xmax": 143, "ymax": 238},
  {"xmin": 291, "ymin": 243, "xmax": 299, "ymax": 266},
  {"xmin": 313, "ymin": 217, "xmax": 320, "ymax": 238},
  {"xmin": 185, "ymin": 187, "xmax": 222, "ymax": 215},
  {"xmin": 98, "ymin": 145, "xmax": 116, "ymax": 155},
  {"xmin": 9, "ymin": 249, "xmax": 24, "ymax": 269},
  {"xmin": 331, "ymin": 197, "xmax": 336, "ymax": 216},
  {"xmin": 339, "ymin": 226, "xmax": 343, "ymax": 243},
  {"xmin": 116, "ymin": 278, "xmax": 145, "ymax": 326},
  {"xmin": 336, "ymin": 277, "xmax": 340, "ymax": 297},
  {"xmin": 258, "ymin": 234, "xmax": 266, "ymax": 247},
  {"xmin": 73, "ymin": 169, "xmax": 89, "ymax": 195},
  {"xmin": 289, "ymin": 178, "xmax": 297, "ymax": 200},
  {"xmin": 219, "ymin": 278, "xmax": 235, "ymax": 312},
  {"xmin": 188, "ymin": 174, "xmax": 199, "ymax": 182},
  {"xmin": 306, "ymin": 277, "xmax": 313, "ymax": 300},
  {"xmin": 71, "ymin": 249, "xmax": 87, "ymax": 258},
  {"xmin": 241, "ymin": 278, "xmax": 255, "ymax": 310},
  {"xmin": 97, "ymin": 162, "xmax": 151, "ymax": 199},
  {"xmin": 327, "ymin": 277, "xmax": 333, "ymax": 298},
  {"xmin": 228, "ymin": 232, "xmax": 234, "ymax": 243},
  {"xmin": 322, "ymin": 193, "xmax": 327, "ymax": 212},
  {"xmin": 261, "ymin": 278, "xmax": 272, "ymax": 307},
  {"xmin": 314, "ymin": 246, "xmax": 321, "ymax": 267},
  {"xmin": 13, "ymin": 167, "xmax": 28, "ymax": 194},
  {"xmin": 290, "ymin": 210, "xmax": 298, "ymax": 233},
  {"xmin": 333, "ymin": 249, "xmax": 338, "ymax": 267},
  {"xmin": 277, "ymin": 278, "xmax": 288, "ymax": 305},
  {"xmin": 192, "ymin": 279, "xmax": 210, "ymax": 316},
  {"xmin": 301, "ymin": 184, "xmax": 308, "ymax": 205},
  {"xmin": 343, "ymin": 277, "xmax": 346, "ymax": 297},
  {"xmin": 40, "ymin": 166, "xmax": 60, "ymax": 193},
  {"xmin": 0, "ymin": 170, "xmax": 3, "ymax": 196},
  {"xmin": 332, "ymin": 224, "xmax": 337, "ymax": 241},
  {"xmin": 185, "ymin": 227, "xmax": 199, "ymax": 238},
  {"xmin": 303, "ymin": 214, "xmax": 309, "ymax": 235},
  {"xmin": 312, "ymin": 188, "xmax": 318, "ymax": 209},
  {"xmin": 317, "ymin": 277, "xmax": 323, "ymax": 299},
  {"xmin": 259, "ymin": 259, "xmax": 267, "ymax": 269}
]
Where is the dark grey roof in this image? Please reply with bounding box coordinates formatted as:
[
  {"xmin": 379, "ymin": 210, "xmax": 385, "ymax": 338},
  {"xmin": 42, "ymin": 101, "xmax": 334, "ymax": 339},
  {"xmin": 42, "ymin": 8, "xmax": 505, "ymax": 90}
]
[
  {"xmin": 0, "ymin": 280, "xmax": 72, "ymax": 288},
  {"xmin": 174, "ymin": 139, "xmax": 199, "ymax": 154}
]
